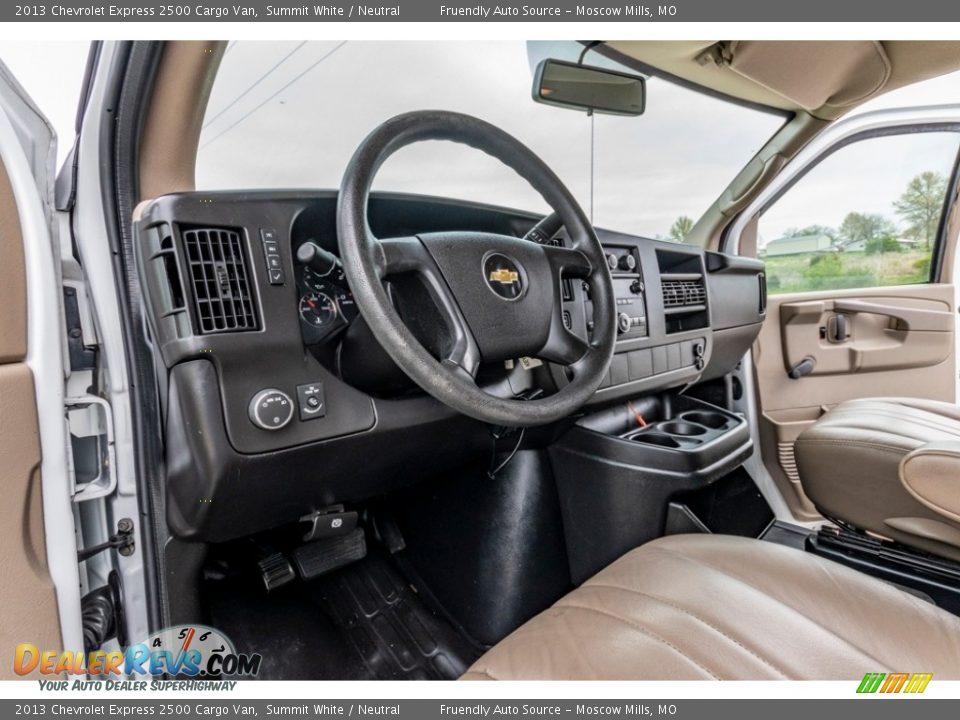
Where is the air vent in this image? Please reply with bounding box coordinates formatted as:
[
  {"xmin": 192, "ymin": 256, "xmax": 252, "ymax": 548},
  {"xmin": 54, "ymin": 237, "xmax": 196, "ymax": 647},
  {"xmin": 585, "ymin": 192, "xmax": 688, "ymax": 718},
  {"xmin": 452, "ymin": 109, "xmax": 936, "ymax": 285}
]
[
  {"xmin": 661, "ymin": 276, "xmax": 706, "ymax": 309},
  {"xmin": 758, "ymin": 272, "xmax": 768, "ymax": 314},
  {"xmin": 182, "ymin": 227, "xmax": 259, "ymax": 334}
]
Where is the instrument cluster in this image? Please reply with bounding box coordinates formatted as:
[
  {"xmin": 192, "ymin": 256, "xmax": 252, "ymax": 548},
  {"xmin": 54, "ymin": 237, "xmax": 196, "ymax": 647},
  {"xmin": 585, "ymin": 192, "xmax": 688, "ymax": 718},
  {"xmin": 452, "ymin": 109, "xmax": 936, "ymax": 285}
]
[{"xmin": 295, "ymin": 240, "xmax": 358, "ymax": 345}]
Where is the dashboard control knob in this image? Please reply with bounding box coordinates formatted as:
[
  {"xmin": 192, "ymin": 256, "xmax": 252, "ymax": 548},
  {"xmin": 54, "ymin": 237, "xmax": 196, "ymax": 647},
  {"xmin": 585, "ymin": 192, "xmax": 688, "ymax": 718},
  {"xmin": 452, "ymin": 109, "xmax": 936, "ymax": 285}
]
[
  {"xmin": 606, "ymin": 254, "xmax": 619, "ymax": 270},
  {"xmin": 248, "ymin": 389, "xmax": 295, "ymax": 431},
  {"xmin": 617, "ymin": 312, "xmax": 632, "ymax": 334},
  {"xmin": 618, "ymin": 254, "xmax": 637, "ymax": 272}
]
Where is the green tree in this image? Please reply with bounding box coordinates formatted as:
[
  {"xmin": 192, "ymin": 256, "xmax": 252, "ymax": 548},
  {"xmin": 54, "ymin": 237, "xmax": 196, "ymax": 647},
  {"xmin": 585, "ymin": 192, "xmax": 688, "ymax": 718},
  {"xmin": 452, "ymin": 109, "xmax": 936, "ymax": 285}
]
[
  {"xmin": 669, "ymin": 216, "xmax": 694, "ymax": 243},
  {"xmin": 894, "ymin": 171, "xmax": 947, "ymax": 249},
  {"xmin": 838, "ymin": 212, "xmax": 896, "ymax": 249},
  {"xmin": 864, "ymin": 235, "xmax": 902, "ymax": 255}
]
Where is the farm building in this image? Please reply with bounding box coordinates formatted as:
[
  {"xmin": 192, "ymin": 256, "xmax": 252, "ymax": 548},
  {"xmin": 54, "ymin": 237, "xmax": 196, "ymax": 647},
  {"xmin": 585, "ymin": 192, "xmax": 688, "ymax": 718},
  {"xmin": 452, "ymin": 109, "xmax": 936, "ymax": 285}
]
[{"xmin": 762, "ymin": 233, "xmax": 836, "ymax": 257}]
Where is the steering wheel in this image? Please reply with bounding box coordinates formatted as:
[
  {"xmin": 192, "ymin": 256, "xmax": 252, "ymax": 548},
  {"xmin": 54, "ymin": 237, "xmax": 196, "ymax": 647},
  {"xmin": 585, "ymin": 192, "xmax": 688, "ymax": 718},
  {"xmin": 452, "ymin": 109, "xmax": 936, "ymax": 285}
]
[{"xmin": 337, "ymin": 111, "xmax": 616, "ymax": 427}]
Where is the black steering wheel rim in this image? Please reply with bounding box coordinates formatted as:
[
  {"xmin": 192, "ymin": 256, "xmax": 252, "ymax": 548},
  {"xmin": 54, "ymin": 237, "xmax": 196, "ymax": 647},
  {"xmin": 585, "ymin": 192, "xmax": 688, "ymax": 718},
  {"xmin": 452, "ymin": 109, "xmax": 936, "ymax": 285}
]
[{"xmin": 337, "ymin": 110, "xmax": 616, "ymax": 427}]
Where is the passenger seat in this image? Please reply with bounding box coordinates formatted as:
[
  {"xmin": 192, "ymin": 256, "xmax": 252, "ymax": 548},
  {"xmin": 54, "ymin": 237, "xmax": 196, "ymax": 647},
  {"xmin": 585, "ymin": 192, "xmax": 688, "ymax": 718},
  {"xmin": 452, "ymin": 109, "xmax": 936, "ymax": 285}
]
[{"xmin": 795, "ymin": 397, "xmax": 960, "ymax": 561}]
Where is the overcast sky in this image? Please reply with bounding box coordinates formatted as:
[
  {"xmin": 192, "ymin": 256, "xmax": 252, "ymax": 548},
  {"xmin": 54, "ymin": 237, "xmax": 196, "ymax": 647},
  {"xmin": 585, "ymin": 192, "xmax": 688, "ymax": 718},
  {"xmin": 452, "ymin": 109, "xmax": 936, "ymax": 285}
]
[
  {"xmin": 196, "ymin": 40, "xmax": 790, "ymax": 239},
  {"xmin": 2, "ymin": 40, "xmax": 960, "ymax": 241}
]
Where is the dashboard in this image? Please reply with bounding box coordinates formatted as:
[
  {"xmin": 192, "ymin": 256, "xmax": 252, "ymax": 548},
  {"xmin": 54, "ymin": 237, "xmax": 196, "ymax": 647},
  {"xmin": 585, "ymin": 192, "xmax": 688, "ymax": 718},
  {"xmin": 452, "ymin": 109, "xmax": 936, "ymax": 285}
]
[{"xmin": 135, "ymin": 190, "xmax": 766, "ymax": 542}]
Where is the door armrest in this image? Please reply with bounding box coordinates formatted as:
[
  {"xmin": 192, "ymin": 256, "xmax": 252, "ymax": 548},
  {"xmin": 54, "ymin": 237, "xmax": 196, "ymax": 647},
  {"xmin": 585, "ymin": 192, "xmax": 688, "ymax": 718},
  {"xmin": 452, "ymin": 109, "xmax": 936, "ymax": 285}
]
[{"xmin": 900, "ymin": 443, "xmax": 960, "ymax": 523}]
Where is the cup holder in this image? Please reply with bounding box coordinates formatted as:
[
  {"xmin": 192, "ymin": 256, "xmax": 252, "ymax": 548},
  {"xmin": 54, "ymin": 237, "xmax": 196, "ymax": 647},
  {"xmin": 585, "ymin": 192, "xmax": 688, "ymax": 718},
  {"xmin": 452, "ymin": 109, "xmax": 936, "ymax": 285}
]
[
  {"xmin": 630, "ymin": 433, "xmax": 682, "ymax": 448},
  {"xmin": 658, "ymin": 420, "xmax": 707, "ymax": 437},
  {"xmin": 616, "ymin": 402, "xmax": 738, "ymax": 449},
  {"xmin": 679, "ymin": 411, "xmax": 730, "ymax": 430}
]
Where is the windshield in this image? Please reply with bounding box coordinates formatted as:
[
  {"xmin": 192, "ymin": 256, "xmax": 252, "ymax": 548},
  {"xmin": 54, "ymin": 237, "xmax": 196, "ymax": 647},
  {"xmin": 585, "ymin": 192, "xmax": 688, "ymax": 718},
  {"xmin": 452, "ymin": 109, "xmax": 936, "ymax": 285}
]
[{"xmin": 197, "ymin": 41, "xmax": 786, "ymax": 242}]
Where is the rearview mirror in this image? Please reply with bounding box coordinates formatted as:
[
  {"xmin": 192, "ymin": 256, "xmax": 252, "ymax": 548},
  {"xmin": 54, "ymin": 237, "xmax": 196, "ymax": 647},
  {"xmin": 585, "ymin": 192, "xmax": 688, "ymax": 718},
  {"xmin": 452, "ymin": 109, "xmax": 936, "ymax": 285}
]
[{"xmin": 532, "ymin": 59, "xmax": 646, "ymax": 116}]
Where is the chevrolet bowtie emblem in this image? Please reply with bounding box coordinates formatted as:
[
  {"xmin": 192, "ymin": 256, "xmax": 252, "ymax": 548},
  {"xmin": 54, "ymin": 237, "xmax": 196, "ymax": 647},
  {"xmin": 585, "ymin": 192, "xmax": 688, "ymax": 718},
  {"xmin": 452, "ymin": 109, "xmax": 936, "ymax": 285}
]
[
  {"xmin": 489, "ymin": 268, "xmax": 520, "ymax": 284},
  {"xmin": 483, "ymin": 253, "xmax": 525, "ymax": 300}
]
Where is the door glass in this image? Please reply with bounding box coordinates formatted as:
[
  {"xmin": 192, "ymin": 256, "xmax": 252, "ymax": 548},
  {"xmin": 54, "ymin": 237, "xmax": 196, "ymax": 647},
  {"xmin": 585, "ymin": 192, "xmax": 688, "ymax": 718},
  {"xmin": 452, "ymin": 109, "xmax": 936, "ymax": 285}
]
[{"xmin": 759, "ymin": 131, "xmax": 960, "ymax": 294}]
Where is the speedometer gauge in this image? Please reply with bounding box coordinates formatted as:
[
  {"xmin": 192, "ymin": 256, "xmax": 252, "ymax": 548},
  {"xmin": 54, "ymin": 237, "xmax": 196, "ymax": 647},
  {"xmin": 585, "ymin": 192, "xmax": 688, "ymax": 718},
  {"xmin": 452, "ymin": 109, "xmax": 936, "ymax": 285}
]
[{"xmin": 299, "ymin": 292, "xmax": 338, "ymax": 328}]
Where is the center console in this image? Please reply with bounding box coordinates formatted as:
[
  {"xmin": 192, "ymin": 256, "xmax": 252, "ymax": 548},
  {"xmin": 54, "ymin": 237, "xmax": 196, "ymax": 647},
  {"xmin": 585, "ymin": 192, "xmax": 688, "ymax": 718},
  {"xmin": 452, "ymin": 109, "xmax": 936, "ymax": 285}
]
[{"xmin": 549, "ymin": 392, "xmax": 753, "ymax": 583}]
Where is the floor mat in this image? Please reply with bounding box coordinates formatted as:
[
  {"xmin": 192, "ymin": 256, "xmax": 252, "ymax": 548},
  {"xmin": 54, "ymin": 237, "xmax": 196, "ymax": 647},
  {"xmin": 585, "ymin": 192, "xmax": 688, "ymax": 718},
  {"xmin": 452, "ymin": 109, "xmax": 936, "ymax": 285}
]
[{"xmin": 205, "ymin": 549, "xmax": 482, "ymax": 680}]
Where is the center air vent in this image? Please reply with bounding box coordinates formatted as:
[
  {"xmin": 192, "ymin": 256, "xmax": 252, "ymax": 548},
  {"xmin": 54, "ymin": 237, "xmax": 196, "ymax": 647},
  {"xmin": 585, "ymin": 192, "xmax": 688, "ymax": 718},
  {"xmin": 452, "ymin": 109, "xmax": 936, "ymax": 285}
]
[
  {"xmin": 661, "ymin": 276, "xmax": 707, "ymax": 309},
  {"xmin": 182, "ymin": 227, "xmax": 259, "ymax": 334}
]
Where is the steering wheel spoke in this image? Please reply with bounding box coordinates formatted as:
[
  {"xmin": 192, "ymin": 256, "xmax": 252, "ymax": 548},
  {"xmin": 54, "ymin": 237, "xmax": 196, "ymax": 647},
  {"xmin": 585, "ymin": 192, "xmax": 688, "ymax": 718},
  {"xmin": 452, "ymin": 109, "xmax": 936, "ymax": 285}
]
[
  {"xmin": 536, "ymin": 241, "xmax": 595, "ymax": 366},
  {"xmin": 539, "ymin": 323, "xmax": 591, "ymax": 366},
  {"xmin": 376, "ymin": 235, "xmax": 481, "ymax": 378},
  {"xmin": 375, "ymin": 235, "xmax": 430, "ymax": 278},
  {"xmin": 544, "ymin": 243, "xmax": 593, "ymax": 279}
]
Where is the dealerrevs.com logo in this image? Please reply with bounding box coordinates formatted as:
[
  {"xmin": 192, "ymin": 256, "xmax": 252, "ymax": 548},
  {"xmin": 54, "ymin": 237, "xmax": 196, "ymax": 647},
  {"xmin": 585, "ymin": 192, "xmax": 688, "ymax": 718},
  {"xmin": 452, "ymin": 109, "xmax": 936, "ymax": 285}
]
[
  {"xmin": 857, "ymin": 672, "xmax": 933, "ymax": 694},
  {"xmin": 15, "ymin": 625, "xmax": 261, "ymax": 678}
]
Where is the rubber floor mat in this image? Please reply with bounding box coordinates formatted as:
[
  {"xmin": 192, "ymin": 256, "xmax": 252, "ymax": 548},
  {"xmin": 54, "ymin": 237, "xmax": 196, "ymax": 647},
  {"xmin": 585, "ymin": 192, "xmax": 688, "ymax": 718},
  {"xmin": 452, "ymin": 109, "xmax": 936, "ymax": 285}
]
[
  {"xmin": 306, "ymin": 551, "xmax": 482, "ymax": 680},
  {"xmin": 205, "ymin": 548, "xmax": 481, "ymax": 680}
]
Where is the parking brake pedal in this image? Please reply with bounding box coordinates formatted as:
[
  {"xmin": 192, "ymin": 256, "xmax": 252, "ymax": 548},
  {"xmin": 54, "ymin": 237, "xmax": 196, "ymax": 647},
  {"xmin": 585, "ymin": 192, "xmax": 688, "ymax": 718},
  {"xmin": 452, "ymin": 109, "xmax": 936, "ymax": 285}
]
[{"xmin": 292, "ymin": 528, "xmax": 367, "ymax": 580}]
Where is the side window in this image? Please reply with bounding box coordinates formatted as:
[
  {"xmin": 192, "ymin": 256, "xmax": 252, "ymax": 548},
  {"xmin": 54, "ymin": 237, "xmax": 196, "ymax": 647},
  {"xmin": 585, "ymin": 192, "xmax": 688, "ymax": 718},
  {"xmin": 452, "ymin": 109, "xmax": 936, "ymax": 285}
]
[{"xmin": 758, "ymin": 130, "xmax": 960, "ymax": 295}]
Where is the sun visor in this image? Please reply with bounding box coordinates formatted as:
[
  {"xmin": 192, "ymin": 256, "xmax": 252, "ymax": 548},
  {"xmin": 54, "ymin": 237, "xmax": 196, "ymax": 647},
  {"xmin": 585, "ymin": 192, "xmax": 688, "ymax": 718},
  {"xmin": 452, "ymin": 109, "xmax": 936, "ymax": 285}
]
[{"xmin": 723, "ymin": 41, "xmax": 891, "ymax": 112}]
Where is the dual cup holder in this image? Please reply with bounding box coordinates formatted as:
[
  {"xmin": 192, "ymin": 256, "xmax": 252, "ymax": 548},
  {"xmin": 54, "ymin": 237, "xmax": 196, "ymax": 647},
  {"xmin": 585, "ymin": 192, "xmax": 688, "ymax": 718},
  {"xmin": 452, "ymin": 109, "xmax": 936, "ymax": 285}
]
[{"xmin": 624, "ymin": 409, "xmax": 734, "ymax": 450}]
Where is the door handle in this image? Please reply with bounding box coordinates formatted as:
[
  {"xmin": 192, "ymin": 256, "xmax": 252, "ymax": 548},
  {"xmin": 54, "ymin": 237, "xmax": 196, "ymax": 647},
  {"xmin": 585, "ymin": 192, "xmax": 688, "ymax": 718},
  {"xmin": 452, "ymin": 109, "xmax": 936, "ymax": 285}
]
[
  {"xmin": 832, "ymin": 299, "xmax": 953, "ymax": 332},
  {"xmin": 827, "ymin": 313, "xmax": 849, "ymax": 343}
]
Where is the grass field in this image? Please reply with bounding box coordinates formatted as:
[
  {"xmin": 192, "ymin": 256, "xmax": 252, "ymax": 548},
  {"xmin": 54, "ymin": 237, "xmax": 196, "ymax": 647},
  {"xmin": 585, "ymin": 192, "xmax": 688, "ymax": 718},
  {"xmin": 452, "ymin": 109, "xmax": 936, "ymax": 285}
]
[{"xmin": 763, "ymin": 248, "xmax": 932, "ymax": 295}]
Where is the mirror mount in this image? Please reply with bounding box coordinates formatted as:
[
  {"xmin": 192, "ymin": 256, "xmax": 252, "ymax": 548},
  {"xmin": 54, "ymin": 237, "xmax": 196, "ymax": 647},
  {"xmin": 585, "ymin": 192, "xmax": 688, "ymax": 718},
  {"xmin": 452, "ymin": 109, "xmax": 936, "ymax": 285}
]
[{"xmin": 577, "ymin": 40, "xmax": 604, "ymax": 65}]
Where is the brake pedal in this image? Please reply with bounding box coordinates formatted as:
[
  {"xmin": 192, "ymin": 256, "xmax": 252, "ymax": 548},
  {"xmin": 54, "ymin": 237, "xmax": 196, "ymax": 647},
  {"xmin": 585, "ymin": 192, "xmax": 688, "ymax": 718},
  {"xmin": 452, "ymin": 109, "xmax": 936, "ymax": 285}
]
[{"xmin": 292, "ymin": 528, "xmax": 367, "ymax": 580}]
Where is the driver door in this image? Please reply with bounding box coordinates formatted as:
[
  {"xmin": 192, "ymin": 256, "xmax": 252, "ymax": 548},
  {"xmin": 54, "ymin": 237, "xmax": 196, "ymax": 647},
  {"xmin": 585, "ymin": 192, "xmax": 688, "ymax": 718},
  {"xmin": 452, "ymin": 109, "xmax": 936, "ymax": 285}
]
[{"xmin": 0, "ymin": 62, "xmax": 76, "ymax": 676}]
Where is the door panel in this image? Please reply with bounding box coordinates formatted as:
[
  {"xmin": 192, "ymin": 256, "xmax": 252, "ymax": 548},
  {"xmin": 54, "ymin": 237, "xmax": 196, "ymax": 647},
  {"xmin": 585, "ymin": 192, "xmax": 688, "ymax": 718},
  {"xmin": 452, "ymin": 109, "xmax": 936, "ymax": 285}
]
[
  {"xmin": 754, "ymin": 283, "xmax": 956, "ymax": 517},
  {"xmin": 0, "ymin": 157, "xmax": 61, "ymax": 678},
  {"xmin": 779, "ymin": 292, "xmax": 953, "ymax": 376}
]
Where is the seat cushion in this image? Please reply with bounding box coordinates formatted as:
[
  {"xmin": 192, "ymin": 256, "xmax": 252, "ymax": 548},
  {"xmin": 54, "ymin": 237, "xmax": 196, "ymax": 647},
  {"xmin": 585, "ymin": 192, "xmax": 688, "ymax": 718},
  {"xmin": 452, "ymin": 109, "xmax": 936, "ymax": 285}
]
[
  {"xmin": 795, "ymin": 397, "xmax": 960, "ymax": 560},
  {"xmin": 461, "ymin": 534, "xmax": 960, "ymax": 680}
]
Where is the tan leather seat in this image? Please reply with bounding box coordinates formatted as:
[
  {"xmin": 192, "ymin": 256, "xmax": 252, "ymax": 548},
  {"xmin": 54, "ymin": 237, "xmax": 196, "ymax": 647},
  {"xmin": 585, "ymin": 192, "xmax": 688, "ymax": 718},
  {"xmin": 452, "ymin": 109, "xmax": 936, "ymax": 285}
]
[
  {"xmin": 462, "ymin": 534, "xmax": 960, "ymax": 680},
  {"xmin": 795, "ymin": 397, "xmax": 960, "ymax": 561}
]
